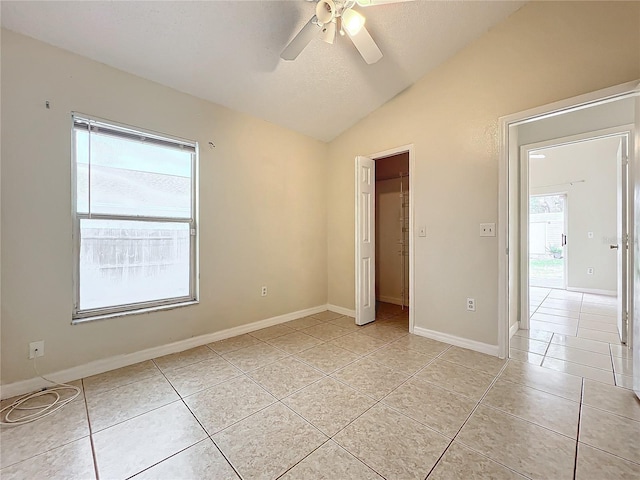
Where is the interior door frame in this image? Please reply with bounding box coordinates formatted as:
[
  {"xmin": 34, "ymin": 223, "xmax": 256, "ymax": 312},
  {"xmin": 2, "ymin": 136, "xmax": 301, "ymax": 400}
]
[
  {"xmin": 520, "ymin": 129, "xmax": 631, "ymax": 333},
  {"xmin": 498, "ymin": 80, "xmax": 639, "ymax": 359},
  {"xmin": 354, "ymin": 144, "xmax": 415, "ymax": 333}
]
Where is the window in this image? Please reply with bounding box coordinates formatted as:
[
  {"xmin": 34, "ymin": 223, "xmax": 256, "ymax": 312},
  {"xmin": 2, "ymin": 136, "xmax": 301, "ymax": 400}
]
[{"xmin": 72, "ymin": 114, "xmax": 197, "ymax": 321}]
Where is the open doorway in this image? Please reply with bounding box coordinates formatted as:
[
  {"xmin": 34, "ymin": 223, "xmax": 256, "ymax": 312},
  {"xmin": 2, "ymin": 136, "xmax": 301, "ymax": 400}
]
[
  {"xmin": 499, "ymin": 84, "xmax": 638, "ymax": 391},
  {"xmin": 521, "ymin": 132, "xmax": 629, "ymax": 347},
  {"xmin": 355, "ymin": 145, "xmax": 414, "ymax": 332},
  {"xmin": 375, "ymin": 152, "xmax": 409, "ymax": 325}
]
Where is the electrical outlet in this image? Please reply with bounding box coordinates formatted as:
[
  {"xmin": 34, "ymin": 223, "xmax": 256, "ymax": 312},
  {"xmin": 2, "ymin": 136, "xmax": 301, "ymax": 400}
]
[
  {"xmin": 466, "ymin": 298, "xmax": 476, "ymax": 311},
  {"xmin": 29, "ymin": 341, "xmax": 45, "ymax": 359},
  {"xmin": 587, "ymin": 267, "xmax": 594, "ymax": 275},
  {"xmin": 261, "ymin": 286, "xmax": 267, "ymax": 297},
  {"xmin": 480, "ymin": 223, "xmax": 496, "ymax": 237}
]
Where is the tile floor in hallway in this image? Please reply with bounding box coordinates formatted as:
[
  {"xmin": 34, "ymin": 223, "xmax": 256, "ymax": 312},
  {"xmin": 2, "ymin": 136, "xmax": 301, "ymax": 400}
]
[
  {"xmin": 1, "ymin": 302, "xmax": 639, "ymax": 479},
  {"xmin": 515, "ymin": 287, "xmax": 633, "ymax": 389}
]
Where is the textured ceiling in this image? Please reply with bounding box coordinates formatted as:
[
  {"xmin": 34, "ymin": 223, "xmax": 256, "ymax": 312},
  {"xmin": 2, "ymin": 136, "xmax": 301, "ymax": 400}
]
[{"xmin": 1, "ymin": 1, "xmax": 525, "ymax": 142}]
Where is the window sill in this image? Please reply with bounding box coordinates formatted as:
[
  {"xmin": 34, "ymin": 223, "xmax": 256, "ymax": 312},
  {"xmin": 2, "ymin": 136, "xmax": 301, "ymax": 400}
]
[{"xmin": 72, "ymin": 300, "xmax": 199, "ymax": 325}]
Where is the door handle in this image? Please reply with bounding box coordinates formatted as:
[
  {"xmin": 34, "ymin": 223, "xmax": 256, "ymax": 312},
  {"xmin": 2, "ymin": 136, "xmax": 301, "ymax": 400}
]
[
  {"xmin": 561, "ymin": 234, "xmax": 567, "ymax": 247},
  {"xmin": 610, "ymin": 244, "xmax": 619, "ymax": 250}
]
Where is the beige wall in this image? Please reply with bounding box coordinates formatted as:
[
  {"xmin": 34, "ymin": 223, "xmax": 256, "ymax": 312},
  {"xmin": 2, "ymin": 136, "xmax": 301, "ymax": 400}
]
[
  {"xmin": 529, "ymin": 137, "xmax": 620, "ymax": 292},
  {"xmin": 1, "ymin": 30, "xmax": 328, "ymax": 384},
  {"xmin": 327, "ymin": 2, "xmax": 640, "ymax": 346},
  {"xmin": 2, "ymin": 1, "xmax": 640, "ymax": 384}
]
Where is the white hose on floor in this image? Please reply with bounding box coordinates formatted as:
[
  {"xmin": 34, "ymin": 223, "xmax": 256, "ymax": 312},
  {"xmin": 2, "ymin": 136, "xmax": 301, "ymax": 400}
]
[{"xmin": 0, "ymin": 356, "xmax": 81, "ymax": 426}]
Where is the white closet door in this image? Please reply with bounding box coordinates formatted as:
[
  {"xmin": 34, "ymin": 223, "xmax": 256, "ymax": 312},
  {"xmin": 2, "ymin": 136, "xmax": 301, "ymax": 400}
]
[{"xmin": 355, "ymin": 156, "xmax": 376, "ymax": 326}]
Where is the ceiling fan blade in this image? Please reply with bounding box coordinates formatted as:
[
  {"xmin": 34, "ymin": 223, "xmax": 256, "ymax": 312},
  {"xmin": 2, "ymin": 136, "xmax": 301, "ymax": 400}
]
[
  {"xmin": 281, "ymin": 16, "xmax": 322, "ymax": 61},
  {"xmin": 346, "ymin": 24, "xmax": 383, "ymax": 64},
  {"xmin": 356, "ymin": 0, "xmax": 414, "ymax": 6}
]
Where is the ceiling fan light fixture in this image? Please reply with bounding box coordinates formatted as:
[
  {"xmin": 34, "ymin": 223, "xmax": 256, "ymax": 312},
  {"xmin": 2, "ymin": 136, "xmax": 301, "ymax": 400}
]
[
  {"xmin": 342, "ymin": 8, "xmax": 366, "ymax": 36},
  {"xmin": 316, "ymin": 0, "xmax": 336, "ymax": 24}
]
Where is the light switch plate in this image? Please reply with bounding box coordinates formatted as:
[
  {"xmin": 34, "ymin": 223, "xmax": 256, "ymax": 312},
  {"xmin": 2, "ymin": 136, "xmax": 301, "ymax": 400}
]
[
  {"xmin": 418, "ymin": 227, "xmax": 426, "ymax": 237},
  {"xmin": 587, "ymin": 232, "xmax": 594, "ymax": 239},
  {"xmin": 480, "ymin": 223, "xmax": 496, "ymax": 237}
]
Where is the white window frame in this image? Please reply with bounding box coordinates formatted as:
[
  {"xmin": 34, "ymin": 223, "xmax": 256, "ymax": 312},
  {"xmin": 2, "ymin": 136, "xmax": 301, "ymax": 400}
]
[{"xmin": 71, "ymin": 113, "xmax": 199, "ymax": 323}]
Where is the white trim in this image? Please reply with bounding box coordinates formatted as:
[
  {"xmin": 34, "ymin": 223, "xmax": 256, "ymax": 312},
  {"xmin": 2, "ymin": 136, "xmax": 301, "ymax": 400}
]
[
  {"xmin": 509, "ymin": 321, "xmax": 520, "ymax": 338},
  {"xmin": 0, "ymin": 304, "xmax": 327, "ymax": 400},
  {"xmin": 376, "ymin": 295, "xmax": 405, "ymax": 306},
  {"xmin": 566, "ymin": 287, "xmax": 617, "ymax": 296},
  {"xmin": 498, "ymin": 109, "xmax": 510, "ymax": 359},
  {"xmin": 413, "ymin": 326, "xmax": 500, "ymax": 357},
  {"xmin": 408, "ymin": 145, "xmax": 416, "ymax": 334},
  {"xmin": 519, "ymin": 145, "xmax": 531, "ymax": 331},
  {"xmin": 327, "ymin": 304, "xmax": 356, "ymax": 317},
  {"xmin": 498, "ymin": 80, "xmax": 640, "ymax": 359},
  {"xmin": 499, "ymin": 81, "xmax": 640, "ymax": 127},
  {"xmin": 361, "ymin": 144, "xmax": 415, "ymax": 333}
]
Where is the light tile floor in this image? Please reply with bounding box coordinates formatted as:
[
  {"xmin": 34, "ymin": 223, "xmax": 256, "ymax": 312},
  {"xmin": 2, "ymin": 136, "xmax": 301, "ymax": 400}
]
[
  {"xmin": 517, "ymin": 287, "xmax": 634, "ymax": 388},
  {"xmin": 1, "ymin": 302, "xmax": 639, "ymax": 479}
]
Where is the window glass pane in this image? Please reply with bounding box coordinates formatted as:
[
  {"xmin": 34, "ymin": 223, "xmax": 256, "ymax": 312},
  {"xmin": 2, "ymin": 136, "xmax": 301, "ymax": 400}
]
[
  {"xmin": 79, "ymin": 219, "xmax": 190, "ymax": 310},
  {"xmin": 75, "ymin": 129, "xmax": 192, "ymax": 218}
]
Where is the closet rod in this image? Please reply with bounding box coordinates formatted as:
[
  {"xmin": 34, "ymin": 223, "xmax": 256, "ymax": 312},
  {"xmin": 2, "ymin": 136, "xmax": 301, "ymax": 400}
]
[{"xmin": 376, "ymin": 172, "xmax": 409, "ymax": 182}]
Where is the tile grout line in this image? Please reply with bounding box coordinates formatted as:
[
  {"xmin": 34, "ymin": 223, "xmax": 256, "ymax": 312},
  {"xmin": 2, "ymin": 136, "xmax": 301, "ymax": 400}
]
[
  {"xmin": 259, "ymin": 349, "xmax": 385, "ymax": 480},
  {"xmin": 358, "ymin": 345, "xmax": 468, "ymax": 480},
  {"xmin": 572, "ymin": 378, "xmax": 585, "ymax": 480},
  {"xmin": 575, "ymin": 440, "xmax": 640, "ymax": 467},
  {"xmin": 200, "ymin": 341, "xmax": 351, "ymax": 480},
  {"xmin": 276, "ymin": 325, "xmax": 445, "ymax": 479},
  {"xmin": 270, "ymin": 312, "xmax": 410, "ymax": 480},
  {"xmin": 503, "ymin": 357, "xmax": 633, "ymax": 409},
  {"xmin": 608, "ymin": 344, "xmax": 619, "ymax": 387},
  {"xmin": 245, "ymin": 313, "xmax": 404, "ymax": 479},
  {"xmin": 476, "ymin": 402, "xmax": 580, "ymax": 442},
  {"xmin": 123, "ymin": 438, "xmax": 211, "ymax": 480},
  {"xmin": 138, "ymin": 305, "xmax": 618, "ymax": 478},
  {"xmin": 493, "ymin": 374, "xmax": 581, "ymax": 405},
  {"xmin": 540, "ymin": 332, "xmax": 553, "ymax": 368},
  {"xmin": 272, "ymin": 439, "xmax": 333, "ymax": 480},
  {"xmin": 276, "ymin": 400, "xmax": 389, "ymax": 480},
  {"xmin": 154, "ymin": 358, "xmax": 245, "ymax": 480},
  {"xmin": 81, "ymin": 378, "xmax": 101, "ymax": 480},
  {"xmin": 89, "ymin": 306, "xmax": 615, "ymax": 480},
  {"xmin": 423, "ymin": 359, "xmax": 529, "ymax": 480}
]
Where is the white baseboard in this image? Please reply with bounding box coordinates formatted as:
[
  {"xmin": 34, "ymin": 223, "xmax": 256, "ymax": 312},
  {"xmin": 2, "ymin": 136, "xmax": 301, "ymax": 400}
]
[
  {"xmin": 0, "ymin": 304, "xmax": 328, "ymax": 400},
  {"xmin": 566, "ymin": 287, "xmax": 617, "ymax": 296},
  {"xmin": 376, "ymin": 296, "xmax": 406, "ymax": 306},
  {"xmin": 327, "ymin": 304, "xmax": 356, "ymax": 317},
  {"xmin": 509, "ymin": 322, "xmax": 520, "ymax": 338},
  {"xmin": 413, "ymin": 326, "xmax": 500, "ymax": 357}
]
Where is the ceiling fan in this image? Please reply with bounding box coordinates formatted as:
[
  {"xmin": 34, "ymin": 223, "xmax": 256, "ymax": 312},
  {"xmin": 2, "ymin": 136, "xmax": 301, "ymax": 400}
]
[{"xmin": 281, "ymin": 0, "xmax": 412, "ymax": 65}]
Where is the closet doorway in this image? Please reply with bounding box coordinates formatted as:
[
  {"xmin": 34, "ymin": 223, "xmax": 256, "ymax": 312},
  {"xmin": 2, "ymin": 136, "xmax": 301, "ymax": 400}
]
[
  {"xmin": 355, "ymin": 145, "xmax": 415, "ymax": 332},
  {"xmin": 375, "ymin": 153, "xmax": 410, "ymax": 310}
]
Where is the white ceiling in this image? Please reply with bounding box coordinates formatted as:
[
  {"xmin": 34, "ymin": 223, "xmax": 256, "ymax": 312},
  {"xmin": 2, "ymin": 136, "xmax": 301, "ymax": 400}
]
[{"xmin": 1, "ymin": 1, "xmax": 525, "ymax": 142}]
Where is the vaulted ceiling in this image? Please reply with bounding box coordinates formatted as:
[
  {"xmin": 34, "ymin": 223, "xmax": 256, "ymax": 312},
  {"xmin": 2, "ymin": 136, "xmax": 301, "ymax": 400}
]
[{"xmin": 1, "ymin": 1, "xmax": 525, "ymax": 141}]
